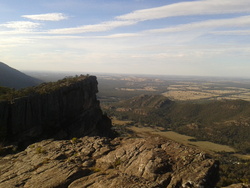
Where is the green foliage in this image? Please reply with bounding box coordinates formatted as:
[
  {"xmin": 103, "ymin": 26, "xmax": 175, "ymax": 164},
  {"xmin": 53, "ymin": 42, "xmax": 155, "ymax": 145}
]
[
  {"xmin": 35, "ymin": 146, "xmax": 46, "ymax": 154},
  {"xmin": 0, "ymin": 87, "xmax": 14, "ymax": 101},
  {"xmin": 112, "ymin": 158, "xmax": 122, "ymax": 168},
  {"xmin": 0, "ymin": 86, "xmax": 12, "ymax": 95},
  {"xmin": 29, "ymin": 144, "xmax": 35, "ymax": 148},
  {"xmin": 0, "ymin": 75, "xmax": 88, "ymax": 102},
  {"xmin": 90, "ymin": 167, "xmax": 101, "ymax": 173},
  {"xmin": 71, "ymin": 137, "xmax": 79, "ymax": 144},
  {"xmin": 107, "ymin": 95, "xmax": 250, "ymax": 154},
  {"xmin": 216, "ymin": 153, "xmax": 250, "ymax": 187},
  {"xmin": 106, "ymin": 94, "xmax": 250, "ymax": 186}
]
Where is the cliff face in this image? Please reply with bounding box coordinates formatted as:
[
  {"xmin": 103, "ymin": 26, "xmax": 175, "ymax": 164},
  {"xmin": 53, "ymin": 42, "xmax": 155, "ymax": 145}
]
[{"xmin": 0, "ymin": 76, "xmax": 112, "ymax": 146}]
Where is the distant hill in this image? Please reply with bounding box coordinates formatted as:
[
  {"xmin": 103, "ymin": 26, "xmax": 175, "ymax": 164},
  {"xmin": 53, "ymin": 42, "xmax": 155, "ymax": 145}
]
[
  {"xmin": 105, "ymin": 94, "xmax": 250, "ymax": 153},
  {"xmin": 0, "ymin": 62, "xmax": 42, "ymax": 89}
]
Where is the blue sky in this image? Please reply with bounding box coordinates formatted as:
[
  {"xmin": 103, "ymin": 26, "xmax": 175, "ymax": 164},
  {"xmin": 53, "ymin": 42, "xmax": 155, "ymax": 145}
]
[{"xmin": 0, "ymin": 0, "xmax": 250, "ymax": 77}]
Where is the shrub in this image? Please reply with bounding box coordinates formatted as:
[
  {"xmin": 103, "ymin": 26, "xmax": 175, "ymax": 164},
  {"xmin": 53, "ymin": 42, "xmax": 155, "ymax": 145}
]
[
  {"xmin": 36, "ymin": 146, "xmax": 46, "ymax": 154},
  {"xmin": 71, "ymin": 137, "xmax": 79, "ymax": 144}
]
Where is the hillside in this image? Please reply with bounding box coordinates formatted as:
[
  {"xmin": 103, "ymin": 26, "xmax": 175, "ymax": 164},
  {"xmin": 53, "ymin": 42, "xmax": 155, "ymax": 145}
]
[
  {"xmin": 104, "ymin": 95, "xmax": 250, "ymax": 153},
  {"xmin": 103, "ymin": 94, "xmax": 250, "ymax": 186},
  {"xmin": 0, "ymin": 76, "xmax": 249, "ymax": 187},
  {"xmin": 0, "ymin": 62, "xmax": 41, "ymax": 89},
  {"xmin": 0, "ymin": 76, "xmax": 224, "ymax": 188}
]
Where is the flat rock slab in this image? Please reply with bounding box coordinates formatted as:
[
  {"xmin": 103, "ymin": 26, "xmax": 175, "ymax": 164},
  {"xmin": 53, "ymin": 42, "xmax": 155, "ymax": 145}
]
[{"xmin": 0, "ymin": 136, "xmax": 219, "ymax": 188}]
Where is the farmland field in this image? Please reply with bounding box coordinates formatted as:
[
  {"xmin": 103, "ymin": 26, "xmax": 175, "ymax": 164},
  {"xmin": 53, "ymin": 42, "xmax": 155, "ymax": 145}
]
[
  {"xmin": 163, "ymin": 84, "xmax": 250, "ymax": 101},
  {"xmin": 129, "ymin": 126, "xmax": 235, "ymax": 153}
]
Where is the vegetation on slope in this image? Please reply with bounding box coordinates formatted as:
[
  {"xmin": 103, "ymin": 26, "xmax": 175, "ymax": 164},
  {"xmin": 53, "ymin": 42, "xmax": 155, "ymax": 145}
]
[
  {"xmin": 103, "ymin": 94, "xmax": 250, "ymax": 187},
  {"xmin": 0, "ymin": 75, "xmax": 90, "ymax": 144},
  {"xmin": 104, "ymin": 95, "xmax": 250, "ymax": 153},
  {"xmin": 0, "ymin": 86, "xmax": 12, "ymax": 101},
  {"xmin": 216, "ymin": 153, "xmax": 250, "ymax": 186},
  {"xmin": 0, "ymin": 75, "xmax": 89, "ymax": 102}
]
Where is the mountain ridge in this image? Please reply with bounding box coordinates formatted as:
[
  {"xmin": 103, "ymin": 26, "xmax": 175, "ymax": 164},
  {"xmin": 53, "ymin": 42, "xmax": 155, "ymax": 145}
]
[{"xmin": 0, "ymin": 62, "xmax": 42, "ymax": 89}]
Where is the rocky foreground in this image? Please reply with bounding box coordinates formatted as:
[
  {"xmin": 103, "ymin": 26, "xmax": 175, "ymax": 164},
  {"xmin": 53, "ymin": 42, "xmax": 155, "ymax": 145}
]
[{"xmin": 0, "ymin": 135, "xmax": 220, "ymax": 188}]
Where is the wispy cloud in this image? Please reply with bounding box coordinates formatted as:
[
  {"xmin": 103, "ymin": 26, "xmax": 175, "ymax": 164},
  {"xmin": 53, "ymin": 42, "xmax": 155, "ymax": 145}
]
[
  {"xmin": 146, "ymin": 15, "xmax": 250, "ymax": 33},
  {"xmin": 98, "ymin": 33, "xmax": 140, "ymax": 38},
  {"xmin": 211, "ymin": 30, "xmax": 250, "ymax": 36},
  {"xmin": 117, "ymin": 0, "xmax": 250, "ymax": 21},
  {"xmin": 49, "ymin": 20, "xmax": 137, "ymax": 34},
  {"xmin": 45, "ymin": 0, "xmax": 250, "ymax": 35},
  {"xmin": 22, "ymin": 13, "xmax": 68, "ymax": 21},
  {"xmin": 0, "ymin": 21, "xmax": 41, "ymax": 31}
]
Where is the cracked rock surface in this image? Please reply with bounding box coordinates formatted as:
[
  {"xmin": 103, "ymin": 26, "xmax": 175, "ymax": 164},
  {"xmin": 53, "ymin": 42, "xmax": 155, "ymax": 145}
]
[{"xmin": 0, "ymin": 136, "xmax": 219, "ymax": 188}]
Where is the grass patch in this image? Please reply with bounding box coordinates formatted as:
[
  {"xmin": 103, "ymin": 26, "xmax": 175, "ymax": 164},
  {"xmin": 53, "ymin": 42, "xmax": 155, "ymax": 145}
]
[
  {"xmin": 71, "ymin": 137, "xmax": 79, "ymax": 144},
  {"xmin": 89, "ymin": 167, "xmax": 101, "ymax": 173},
  {"xmin": 112, "ymin": 158, "xmax": 122, "ymax": 168},
  {"xmin": 129, "ymin": 126, "xmax": 235, "ymax": 153},
  {"xmin": 36, "ymin": 146, "xmax": 46, "ymax": 154}
]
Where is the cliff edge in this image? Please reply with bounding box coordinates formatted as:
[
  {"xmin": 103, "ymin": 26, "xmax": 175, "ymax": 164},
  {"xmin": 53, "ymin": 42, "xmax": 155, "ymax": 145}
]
[{"xmin": 0, "ymin": 75, "xmax": 113, "ymax": 147}]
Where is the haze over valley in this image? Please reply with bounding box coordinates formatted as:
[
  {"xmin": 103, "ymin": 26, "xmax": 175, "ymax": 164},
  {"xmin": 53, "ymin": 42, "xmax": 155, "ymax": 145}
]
[{"xmin": 1, "ymin": 0, "xmax": 250, "ymax": 187}]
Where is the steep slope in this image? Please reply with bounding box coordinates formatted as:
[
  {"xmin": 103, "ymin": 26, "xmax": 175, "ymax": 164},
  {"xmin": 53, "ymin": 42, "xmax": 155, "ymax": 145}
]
[
  {"xmin": 0, "ymin": 75, "xmax": 113, "ymax": 147},
  {"xmin": 0, "ymin": 62, "xmax": 41, "ymax": 89}
]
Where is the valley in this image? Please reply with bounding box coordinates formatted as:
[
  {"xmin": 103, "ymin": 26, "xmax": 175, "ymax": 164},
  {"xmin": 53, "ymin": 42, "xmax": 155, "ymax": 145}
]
[
  {"xmin": 1, "ymin": 68, "xmax": 250, "ymax": 187},
  {"xmin": 96, "ymin": 74, "xmax": 250, "ymax": 102},
  {"xmin": 111, "ymin": 118, "xmax": 250, "ymax": 157},
  {"xmin": 163, "ymin": 83, "xmax": 250, "ymax": 101},
  {"xmin": 129, "ymin": 126, "xmax": 235, "ymax": 153},
  {"xmin": 96, "ymin": 74, "xmax": 250, "ymax": 186}
]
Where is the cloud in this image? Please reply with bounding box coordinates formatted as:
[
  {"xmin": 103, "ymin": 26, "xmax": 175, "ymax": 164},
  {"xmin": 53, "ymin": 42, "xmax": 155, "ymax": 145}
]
[
  {"xmin": 98, "ymin": 33, "xmax": 140, "ymax": 38},
  {"xmin": 211, "ymin": 30, "xmax": 250, "ymax": 36},
  {"xmin": 44, "ymin": 0, "xmax": 250, "ymax": 35},
  {"xmin": 48, "ymin": 20, "xmax": 137, "ymax": 34},
  {"xmin": 22, "ymin": 13, "xmax": 68, "ymax": 21},
  {"xmin": 117, "ymin": 0, "xmax": 250, "ymax": 21},
  {"xmin": 0, "ymin": 21, "xmax": 40, "ymax": 31},
  {"xmin": 146, "ymin": 15, "xmax": 250, "ymax": 34}
]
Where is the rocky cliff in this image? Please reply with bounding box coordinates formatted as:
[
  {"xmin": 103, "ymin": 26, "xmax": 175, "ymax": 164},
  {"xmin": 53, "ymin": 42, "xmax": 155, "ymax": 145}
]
[
  {"xmin": 0, "ymin": 135, "xmax": 220, "ymax": 188},
  {"xmin": 0, "ymin": 76, "xmax": 113, "ymax": 147},
  {"xmin": 0, "ymin": 75, "xmax": 245, "ymax": 188}
]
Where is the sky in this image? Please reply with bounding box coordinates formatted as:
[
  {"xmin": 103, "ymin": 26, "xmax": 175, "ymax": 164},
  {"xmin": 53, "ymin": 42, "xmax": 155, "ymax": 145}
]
[{"xmin": 0, "ymin": 0, "xmax": 250, "ymax": 78}]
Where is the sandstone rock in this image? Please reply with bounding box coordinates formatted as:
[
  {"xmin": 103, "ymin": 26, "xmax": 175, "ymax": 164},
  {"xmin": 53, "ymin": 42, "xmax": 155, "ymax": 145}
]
[
  {"xmin": 0, "ymin": 76, "xmax": 113, "ymax": 148},
  {"xmin": 0, "ymin": 136, "xmax": 220, "ymax": 188},
  {"xmin": 223, "ymin": 184, "xmax": 250, "ymax": 188}
]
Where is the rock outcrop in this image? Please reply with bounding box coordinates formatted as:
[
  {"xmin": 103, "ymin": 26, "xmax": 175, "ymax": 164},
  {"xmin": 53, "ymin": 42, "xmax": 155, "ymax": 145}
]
[
  {"xmin": 0, "ymin": 76, "xmax": 113, "ymax": 147},
  {"xmin": 0, "ymin": 135, "xmax": 219, "ymax": 188},
  {"xmin": 223, "ymin": 184, "xmax": 250, "ymax": 188}
]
